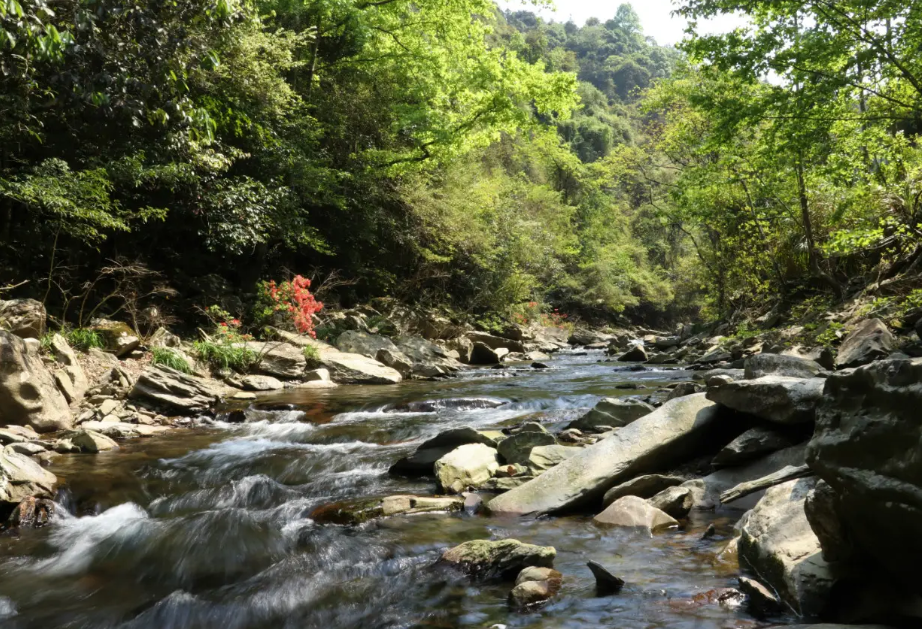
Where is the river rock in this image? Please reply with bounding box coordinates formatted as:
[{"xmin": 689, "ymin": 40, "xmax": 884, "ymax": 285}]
[
  {"xmin": 569, "ymin": 329, "xmax": 610, "ymax": 346},
  {"xmin": 834, "ymin": 318, "xmax": 894, "ymax": 369},
  {"xmin": 738, "ymin": 477, "xmax": 835, "ymax": 617},
  {"xmin": 389, "ymin": 427, "xmax": 501, "ymax": 475},
  {"xmin": 311, "ymin": 495, "xmax": 464, "ymax": 525},
  {"xmin": 467, "ymin": 331, "xmax": 525, "ymax": 353},
  {"xmin": 567, "ymin": 397, "xmax": 655, "ymax": 432},
  {"xmin": 434, "ymin": 443, "xmax": 500, "ymax": 493},
  {"xmin": 706, "ymin": 376, "xmax": 823, "ymax": 425},
  {"xmin": 395, "ymin": 336, "xmax": 461, "ymax": 373},
  {"xmin": 587, "ymin": 560, "xmax": 625, "ymax": 594},
  {"xmin": 69, "ymin": 429, "xmax": 118, "ymax": 453},
  {"xmin": 0, "ymin": 449, "xmax": 56, "ymax": 506},
  {"xmin": 48, "ymin": 334, "xmax": 88, "ymax": 404},
  {"xmin": 594, "ymin": 495, "xmax": 678, "ymax": 533},
  {"xmin": 241, "ymin": 375, "xmax": 285, "ymax": 391},
  {"xmin": 617, "ymin": 344, "xmax": 648, "ymax": 362},
  {"xmin": 497, "ymin": 431, "xmax": 556, "ymax": 465},
  {"xmin": 488, "ymin": 394, "xmax": 738, "ymax": 515},
  {"xmin": 6, "ymin": 441, "xmax": 46, "ymax": 456},
  {"xmin": 527, "ymin": 444, "xmax": 580, "ymax": 472},
  {"xmin": 667, "ymin": 382, "xmax": 705, "ymax": 401},
  {"xmin": 804, "ymin": 479, "xmax": 851, "ymax": 563},
  {"xmin": 439, "ymin": 539, "xmax": 556, "ymax": 580},
  {"xmin": 807, "ymin": 357, "xmax": 922, "ymax": 590},
  {"xmin": 0, "ymin": 299, "xmax": 46, "ymax": 339},
  {"xmin": 241, "ymin": 341, "xmax": 307, "ymax": 379},
  {"xmin": 469, "ymin": 342, "xmax": 506, "ymax": 365},
  {"xmin": 712, "ymin": 426, "xmax": 794, "ymax": 468},
  {"xmin": 90, "ymin": 319, "xmax": 140, "ymax": 357},
  {"xmin": 320, "ymin": 349, "xmax": 402, "ymax": 384},
  {"xmin": 744, "ymin": 353, "xmax": 825, "ymax": 379},
  {"xmin": 602, "ymin": 474, "xmax": 686, "ymax": 507},
  {"xmin": 0, "ymin": 330, "xmax": 73, "ymax": 432},
  {"xmin": 129, "ymin": 365, "xmax": 224, "ymax": 414},
  {"xmin": 649, "ymin": 485, "xmax": 694, "ymax": 519},
  {"xmin": 738, "ymin": 575, "xmax": 783, "ymax": 616},
  {"xmin": 682, "ymin": 443, "xmax": 808, "ymax": 511},
  {"xmin": 508, "ymin": 567, "xmax": 562, "ymax": 608}
]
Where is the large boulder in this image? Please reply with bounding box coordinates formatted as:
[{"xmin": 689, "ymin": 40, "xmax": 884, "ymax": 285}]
[
  {"xmin": 0, "ymin": 331, "xmax": 72, "ymax": 432},
  {"xmin": 439, "ymin": 539, "xmax": 556, "ymax": 580},
  {"xmin": 527, "ymin": 444, "xmax": 580, "ymax": 472},
  {"xmin": 89, "ymin": 319, "xmax": 140, "ymax": 357},
  {"xmin": 434, "ymin": 443, "xmax": 500, "ymax": 493},
  {"xmin": 706, "ymin": 376, "xmax": 824, "ymax": 425},
  {"xmin": 467, "ymin": 331, "xmax": 525, "ymax": 354},
  {"xmin": 567, "ymin": 397, "xmax": 655, "ymax": 432},
  {"xmin": 129, "ymin": 365, "xmax": 224, "ymax": 414},
  {"xmin": 834, "ymin": 318, "xmax": 894, "ymax": 369},
  {"xmin": 593, "ymin": 495, "xmax": 678, "ymax": 533},
  {"xmin": 738, "ymin": 477, "xmax": 835, "ymax": 618},
  {"xmin": 469, "ymin": 342, "xmax": 505, "ymax": 365},
  {"xmin": 336, "ymin": 330, "xmax": 399, "ymax": 359},
  {"xmin": 745, "ymin": 353, "xmax": 825, "ymax": 379},
  {"xmin": 497, "ymin": 431, "xmax": 556, "ymax": 465},
  {"xmin": 807, "ymin": 358, "xmax": 922, "ymax": 591},
  {"xmin": 0, "ymin": 299, "xmax": 46, "ymax": 339},
  {"xmin": 487, "ymin": 394, "xmax": 739, "ymax": 515},
  {"xmin": 617, "ymin": 344, "xmax": 648, "ymax": 362},
  {"xmin": 48, "ymin": 334, "xmax": 88, "ymax": 404},
  {"xmin": 711, "ymin": 426, "xmax": 794, "ymax": 468},
  {"xmin": 568, "ymin": 329, "xmax": 610, "ymax": 346},
  {"xmin": 241, "ymin": 341, "xmax": 307, "ymax": 379},
  {"xmin": 320, "ymin": 349, "xmax": 402, "ymax": 384},
  {"xmin": 0, "ymin": 449, "xmax": 56, "ymax": 506},
  {"xmin": 395, "ymin": 336, "xmax": 461, "ymax": 374},
  {"xmin": 389, "ymin": 427, "xmax": 500, "ymax": 476}
]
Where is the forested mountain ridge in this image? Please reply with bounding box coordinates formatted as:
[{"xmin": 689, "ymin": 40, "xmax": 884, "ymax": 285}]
[{"xmin": 1, "ymin": 0, "xmax": 693, "ymax": 332}]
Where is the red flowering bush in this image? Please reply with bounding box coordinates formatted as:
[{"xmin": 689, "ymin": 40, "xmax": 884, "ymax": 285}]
[
  {"xmin": 256, "ymin": 275, "xmax": 324, "ymax": 337},
  {"xmin": 510, "ymin": 301, "xmax": 571, "ymax": 329}
]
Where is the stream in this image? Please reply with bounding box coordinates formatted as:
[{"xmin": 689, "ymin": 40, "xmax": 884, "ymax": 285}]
[{"xmin": 0, "ymin": 351, "xmax": 778, "ymax": 628}]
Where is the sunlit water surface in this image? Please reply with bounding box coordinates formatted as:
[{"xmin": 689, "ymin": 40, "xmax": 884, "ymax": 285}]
[{"xmin": 0, "ymin": 351, "xmax": 785, "ymax": 628}]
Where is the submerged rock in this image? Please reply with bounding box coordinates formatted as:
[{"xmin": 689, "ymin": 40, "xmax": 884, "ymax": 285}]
[
  {"xmin": 488, "ymin": 394, "xmax": 739, "ymax": 515},
  {"xmin": 706, "ymin": 376, "xmax": 823, "ymax": 425},
  {"xmin": 594, "ymin": 495, "xmax": 678, "ymax": 533},
  {"xmin": 587, "ymin": 560, "xmax": 624, "ymax": 595},
  {"xmin": 439, "ymin": 539, "xmax": 556, "ymax": 580}
]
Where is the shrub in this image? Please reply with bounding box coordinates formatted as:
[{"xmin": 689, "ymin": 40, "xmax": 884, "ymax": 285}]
[
  {"xmin": 66, "ymin": 328, "xmax": 105, "ymax": 352},
  {"xmin": 193, "ymin": 340, "xmax": 258, "ymax": 373},
  {"xmin": 151, "ymin": 347, "xmax": 192, "ymax": 374},
  {"xmin": 254, "ymin": 275, "xmax": 323, "ymax": 337},
  {"xmin": 303, "ymin": 344, "xmax": 321, "ymax": 368}
]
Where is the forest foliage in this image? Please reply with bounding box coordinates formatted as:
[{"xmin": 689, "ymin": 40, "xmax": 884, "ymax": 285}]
[{"xmin": 4, "ymin": 0, "xmax": 920, "ymax": 329}]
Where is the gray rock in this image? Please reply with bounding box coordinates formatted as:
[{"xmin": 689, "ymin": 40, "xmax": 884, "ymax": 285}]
[
  {"xmin": 0, "ymin": 449, "xmax": 56, "ymax": 506},
  {"xmin": 242, "ymin": 341, "xmax": 306, "ymax": 378},
  {"xmin": 712, "ymin": 426, "xmax": 794, "ymax": 468},
  {"xmin": 602, "ymin": 474, "xmax": 686, "ymax": 508},
  {"xmin": 389, "ymin": 427, "xmax": 502, "ymax": 475},
  {"xmin": 0, "ymin": 299, "xmax": 46, "ymax": 339},
  {"xmin": 497, "ymin": 431, "xmax": 556, "ymax": 465},
  {"xmin": 666, "ymin": 382, "xmax": 705, "ymax": 401},
  {"xmin": 567, "ymin": 397, "xmax": 655, "ymax": 431},
  {"xmin": 439, "ymin": 539, "xmax": 555, "ymax": 580},
  {"xmin": 649, "ymin": 485, "xmax": 694, "ymax": 519},
  {"xmin": 6, "ymin": 441, "xmax": 46, "ymax": 457},
  {"xmin": 745, "ymin": 353, "xmax": 825, "ymax": 379},
  {"xmin": 434, "ymin": 443, "xmax": 500, "ymax": 493},
  {"xmin": 0, "ymin": 330, "xmax": 73, "ymax": 432},
  {"xmin": 241, "ymin": 375, "xmax": 285, "ymax": 391},
  {"xmin": 527, "ymin": 444, "xmax": 580, "ymax": 472},
  {"xmin": 69, "ymin": 429, "xmax": 118, "ymax": 453},
  {"xmin": 738, "ymin": 477, "xmax": 835, "ymax": 617},
  {"xmin": 129, "ymin": 365, "xmax": 224, "ymax": 414},
  {"xmin": 594, "ymin": 495, "xmax": 678, "ymax": 533},
  {"xmin": 706, "ymin": 375, "xmax": 824, "ymax": 425},
  {"xmin": 617, "ymin": 344, "xmax": 648, "ymax": 362},
  {"xmin": 469, "ymin": 342, "xmax": 505, "ymax": 365},
  {"xmin": 587, "ymin": 560, "xmax": 624, "ymax": 594},
  {"xmin": 693, "ymin": 368, "xmax": 744, "ymax": 382},
  {"xmin": 336, "ymin": 330, "xmax": 399, "ymax": 358},
  {"xmin": 148, "ymin": 327, "xmax": 182, "ymax": 348},
  {"xmin": 49, "ymin": 334, "xmax": 88, "ymax": 403},
  {"xmin": 488, "ymin": 394, "xmax": 738, "ymax": 516},
  {"xmin": 804, "ymin": 479, "xmax": 851, "ymax": 563},
  {"xmin": 569, "ymin": 329, "xmax": 611, "ymax": 346},
  {"xmin": 395, "ymin": 335, "xmax": 462, "ymax": 375},
  {"xmin": 834, "ymin": 318, "xmax": 894, "ymax": 369},
  {"xmin": 467, "ymin": 331, "xmax": 525, "ymax": 353},
  {"xmin": 320, "ymin": 349, "xmax": 402, "ymax": 384},
  {"xmin": 738, "ymin": 575, "xmax": 783, "ymax": 616},
  {"xmin": 90, "ymin": 319, "xmax": 139, "ymax": 357},
  {"xmin": 807, "ymin": 358, "xmax": 922, "ymax": 588}
]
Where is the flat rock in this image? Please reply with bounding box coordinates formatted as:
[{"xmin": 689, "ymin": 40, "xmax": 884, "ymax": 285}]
[
  {"xmin": 320, "ymin": 348, "xmax": 402, "ymax": 384},
  {"xmin": 130, "ymin": 365, "xmax": 224, "ymax": 414},
  {"xmin": 488, "ymin": 394, "xmax": 739, "ymax": 515},
  {"xmin": 527, "ymin": 444, "xmax": 580, "ymax": 472},
  {"xmin": 567, "ymin": 397, "xmax": 655, "ymax": 431},
  {"xmin": 594, "ymin": 495, "xmax": 678, "ymax": 533},
  {"xmin": 241, "ymin": 341, "xmax": 307, "ymax": 378},
  {"xmin": 745, "ymin": 353, "xmax": 824, "ymax": 379},
  {"xmin": 70, "ymin": 429, "xmax": 118, "ymax": 453},
  {"xmin": 706, "ymin": 375, "xmax": 823, "ymax": 425},
  {"xmin": 0, "ymin": 449, "xmax": 56, "ymax": 505},
  {"xmin": 241, "ymin": 375, "xmax": 285, "ymax": 391},
  {"xmin": 602, "ymin": 474, "xmax": 686, "ymax": 508},
  {"xmin": 439, "ymin": 539, "xmax": 555, "ymax": 580},
  {"xmin": 712, "ymin": 426, "xmax": 795, "ymax": 468}
]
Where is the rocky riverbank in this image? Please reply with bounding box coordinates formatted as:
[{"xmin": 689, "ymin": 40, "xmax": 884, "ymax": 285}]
[{"xmin": 2, "ymin": 296, "xmax": 922, "ymax": 627}]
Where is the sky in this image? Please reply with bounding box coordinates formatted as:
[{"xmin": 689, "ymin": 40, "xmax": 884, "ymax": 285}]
[{"xmin": 498, "ymin": 0, "xmax": 747, "ymax": 46}]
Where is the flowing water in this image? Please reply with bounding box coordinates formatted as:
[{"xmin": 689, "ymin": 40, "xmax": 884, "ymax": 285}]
[{"xmin": 0, "ymin": 351, "xmax": 782, "ymax": 629}]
